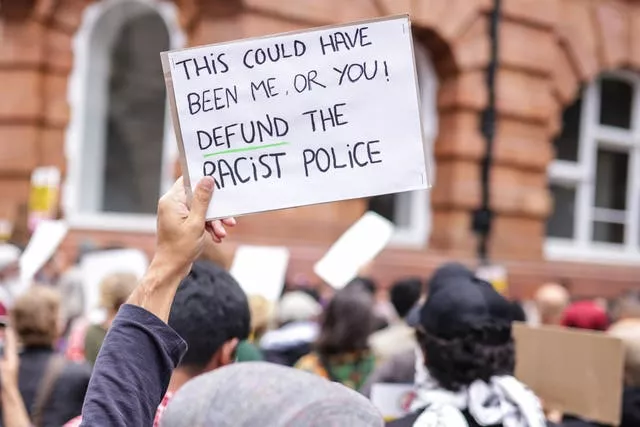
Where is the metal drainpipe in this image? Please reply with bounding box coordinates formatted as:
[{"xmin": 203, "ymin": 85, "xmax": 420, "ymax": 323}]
[{"xmin": 472, "ymin": 0, "xmax": 501, "ymax": 264}]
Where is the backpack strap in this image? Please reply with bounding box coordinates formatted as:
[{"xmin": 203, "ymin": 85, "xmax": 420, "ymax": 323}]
[{"xmin": 31, "ymin": 354, "xmax": 66, "ymax": 427}]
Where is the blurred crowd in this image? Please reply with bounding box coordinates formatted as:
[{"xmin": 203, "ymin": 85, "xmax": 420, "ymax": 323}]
[{"xmin": 0, "ymin": 181, "xmax": 638, "ymax": 427}]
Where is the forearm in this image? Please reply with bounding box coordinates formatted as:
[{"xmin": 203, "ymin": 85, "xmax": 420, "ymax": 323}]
[
  {"xmin": 79, "ymin": 305, "xmax": 186, "ymax": 426},
  {"xmin": 126, "ymin": 257, "xmax": 187, "ymax": 323},
  {"xmin": 2, "ymin": 381, "xmax": 31, "ymax": 427}
]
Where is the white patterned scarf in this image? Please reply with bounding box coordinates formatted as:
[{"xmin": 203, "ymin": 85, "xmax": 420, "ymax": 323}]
[{"xmin": 411, "ymin": 347, "xmax": 546, "ymax": 427}]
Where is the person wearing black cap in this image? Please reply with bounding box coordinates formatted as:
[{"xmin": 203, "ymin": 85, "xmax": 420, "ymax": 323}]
[{"xmin": 388, "ymin": 266, "xmax": 546, "ymax": 427}]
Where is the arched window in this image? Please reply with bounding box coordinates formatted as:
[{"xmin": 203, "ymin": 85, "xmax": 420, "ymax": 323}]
[
  {"xmin": 64, "ymin": 0, "xmax": 185, "ymax": 230},
  {"xmin": 368, "ymin": 42, "xmax": 437, "ymax": 247},
  {"xmin": 546, "ymin": 72, "xmax": 640, "ymax": 262}
]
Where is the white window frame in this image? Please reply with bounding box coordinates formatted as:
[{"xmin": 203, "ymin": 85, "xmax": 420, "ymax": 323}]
[
  {"xmin": 546, "ymin": 70, "xmax": 640, "ymax": 264},
  {"xmin": 387, "ymin": 43, "xmax": 437, "ymax": 248},
  {"xmin": 64, "ymin": 0, "xmax": 185, "ymax": 232}
]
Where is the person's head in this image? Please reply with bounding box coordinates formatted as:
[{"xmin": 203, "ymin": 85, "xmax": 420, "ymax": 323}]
[
  {"xmin": 99, "ymin": 272, "xmax": 138, "ymax": 317},
  {"xmin": 345, "ymin": 276, "xmax": 376, "ymax": 295},
  {"xmin": 405, "ymin": 262, "xmax": 475, "ymax": 328},
  {"xmin": 534, "ymin": 283, "xmax": 570, "ymax": 326},
  {"xmin": 510, "ymin": 300, "xmax": 527, "ymax": 323},
  {"xmin": 11, "ymin": 285, "xmax": 61, "ymax": 347},
  {"xmin": 247, "ymin": 294, "xmax": 273, "ymax": 341},
  {"xmin": 276, "ymin": 291, "xmax": 321, "ymax": 326},
  {"xmin": 561, "ymin": 300, "xmax": 609, "ymax": 331},
  {"xmin": 168, "ymin": 261, "xmax": 250, "ymax": 376},
  {"xmin": 160, "ymin": 362, "xmax": 383, "ymax": 427},
  {"xmin": 316, "ymin": 287, "xmax": 374, "ymax": 356},
  {"xmin": 417, "ymin": 272, "xmax": 515, "ymax": 392},
  {"xmin": 389, "ymin": 277, "xmax": 422, "ymax": 319},
  {"xmin": 608, "ymin": 320, "xmax": 640, "ymax": 388},
  {"xmin": 611, "ymin": 290, "xmax": 640, "ymax": 322},
  {"xmin": 427, "ymin": 262, "xmax": 474, "ymax": 296}
]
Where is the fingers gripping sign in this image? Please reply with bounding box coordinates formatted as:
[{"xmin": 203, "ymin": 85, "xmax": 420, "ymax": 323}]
[{"xmin": 156, "ymin": 177, "xmax": 236, "ymax": 276}]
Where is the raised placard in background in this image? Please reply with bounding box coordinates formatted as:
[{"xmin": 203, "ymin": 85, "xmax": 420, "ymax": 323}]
[
  {"xmin": 370, "ymin": 383, "xmax": 415, "ymax": 421},
  {"xmin": 314, "ymin": 211, "xmax": 394, "ymax": 288},
  {"xmin": 28, "ymin": 166, "xmax": 61, "ymax": 232},
  {"xmin": 162, "ymin": 15, "xmax": 428, "ymax": 219},
  {"xmin": 19, "ymin": 220, "xmax": 68, "ymax": 290},
  {"xmin": 80, "ymin": 249, "xmax": 148, "ymax": 316},
  {"xmin": 513, "ymin": 322, "xmax": 624, "ymax": 425},
  {"xmin": 230, "ymin": 245, "xmax": 289, "ymax": 302}
]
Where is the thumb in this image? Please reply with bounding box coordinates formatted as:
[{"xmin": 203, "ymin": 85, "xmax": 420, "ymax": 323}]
[{"xmin": 189, "ymin": 177, "xmax": 215, "ymax": 224}]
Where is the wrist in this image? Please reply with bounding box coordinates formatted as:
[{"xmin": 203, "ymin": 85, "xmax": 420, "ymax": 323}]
[
  {"xmin": 150, "ymin": 251, "xmax": 191, "ymax": 282},
  {"xmin": 128, "ymin": 257, "xmax": 189, "ymax": 323},
  {"xmin": 146, "ymin": 257, "xmax": 189, "ymax": 290},
  {"xmin": 1, "ymin": 377, "xmax": 20, "ymax": 395}
]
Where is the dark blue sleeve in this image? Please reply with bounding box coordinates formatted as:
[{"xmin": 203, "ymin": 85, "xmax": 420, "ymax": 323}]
[{"xmin": 79, "ymin": 304, "xmax": 187, "ymax": 427}]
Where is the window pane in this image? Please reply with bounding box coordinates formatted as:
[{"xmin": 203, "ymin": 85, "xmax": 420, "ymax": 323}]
[
  {"xmin": 368, "ymin": 194, "xmax": 397, "ymax": 224},
  {"xmin": 593, "ymin": 221, "xmax": 625, "ymax": 244},
  {"xmin": 103, "ymin": 13, "xmax": 169, "ymax": 214},
  {"xmin": 599, "ymin": 78, "xmax": 633, "ymax": 129},
  {"xmin": 595, "ymin": 149, "xmax": 628, "ymax": 210},
  {"xmin": 553, "ymin": 97, "xmax": 582, "ymax": 162},
  {"xmin": 546, "ymin": 184, "xmax": 576, "ymax": 238}
]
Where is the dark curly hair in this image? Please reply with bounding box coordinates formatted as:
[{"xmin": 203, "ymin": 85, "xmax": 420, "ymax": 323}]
[
  {"xmin": 316, "ymin": 287, "xmax": 374, "ymax": 355},
  {"xmin": 169, "ymin": 261, "xmax": 250, "ymax": 372},
  {"xmin": 417, "ymin": 326, "xmax": 515, "ymax": 392}
]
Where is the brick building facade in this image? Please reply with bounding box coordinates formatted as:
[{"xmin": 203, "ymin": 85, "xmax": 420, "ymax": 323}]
[{"xmin": 1, "ymin": 0, "xmax": 639, "ymax": 297}]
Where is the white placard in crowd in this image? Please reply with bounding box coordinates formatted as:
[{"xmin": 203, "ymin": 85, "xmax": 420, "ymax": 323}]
[
  {"xmin": 162, "ymin": 15, "xmax": 429, "ymax": 219},
  {"xmin": 370, "ymin": 383, "xmax": 415, "ymax": 420},
  {"xmin": 314, "ymin": 211, "xmax": 394, "ymax": 288},
  {"xmin": 19, "ymin": 220, "xmax": 68, "ymax": 289},
  {"xmin": 230, "ymin": 245, "xmax": 289, "ymax": 302},
  {"xmin": 80, "ymin": 249, "xmax": 148, "ymax": 316}
]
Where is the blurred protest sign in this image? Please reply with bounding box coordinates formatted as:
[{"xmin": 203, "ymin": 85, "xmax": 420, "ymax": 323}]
[
  {"xmin": 476, "ymin": 264, "xmax": 508, "ymax": 295},
  {"xmin": 230, "ymin": 245, "xmax": 289, "ymax": 302},
  {"xmin": 81, "ymin": 249, "xmax": 148, "ymax": 316},
  {"xmin": 162, "ymin": 15, "xmax": 429, "ymax": 219},
  {"xmin": 19, "ymin": 220, "xmax": 68, "ymax": 289},
  {"xmin": 28, "ymin": 167, "xmax": 60, "ymax": 232},
  {"xmin": 315, "ymin": 211, "xmax": 394, "ymax": 288},
  {"xmin": 370, "ymin": 383, "xmax": 415, "ymax": 421},
  {"xmin": 513, "ymin": 322, "xmax": 624, "ymax": 425}
]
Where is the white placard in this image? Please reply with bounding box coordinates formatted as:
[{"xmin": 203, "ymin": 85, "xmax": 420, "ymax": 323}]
[
  {"xmin": 230, "ymin": 245, "xmax": 289, "ymax": 302},
  {"xmin": 80, "ymin": 249, "xmax": 148, "ymax": 315},
  {"xmin": 19, "ymin": 220, "xmax": 68, "ymax": 288},
  {"xmin": 314, "ymin": 211, "xmax": 394, "ymax": 288},
  {"xmin": 370, "ymin": 383, "xmax": 415, "ymax": 420},
  {"xmin": 163, "ymin": 15, "xmax": 429, "ymax": 219}
]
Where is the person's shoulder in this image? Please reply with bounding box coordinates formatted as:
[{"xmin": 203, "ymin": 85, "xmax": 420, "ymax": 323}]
[
  {"xmin": 294, "ymin": 352, "xmax": 322, "ymax": 372},
  {"xmin": 369, "ymin": 323, "xmax": 415, "ymax": 359},
  {"xmin": 236, "ymin": 340, "xmax": 264, "ymax": 362},
  {"xmin": 385, "ymin": 411, "xmax": 421, "ymax": 427},
  {"xmin": 60, "ymin": 359, "xmax": 92, "ymax": 383}
]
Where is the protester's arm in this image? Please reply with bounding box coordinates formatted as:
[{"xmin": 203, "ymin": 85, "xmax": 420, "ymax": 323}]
[
  {"xmin": 128, "ymin": 176, "xmax": 234, "ymax": 323},
  {"xmin": 79, "ymin": 177, "xmax": 235, "ymax": 427},
  {"xmin": 1, "ymin": 327, "xmax": 32, "ymax": 427}
]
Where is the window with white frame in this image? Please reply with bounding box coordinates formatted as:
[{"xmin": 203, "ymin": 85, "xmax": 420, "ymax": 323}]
[
  {"xmin": 546, "ymin": 72, "xmax": 640, "ymax": 262},
  {"xmin": 64, "ymin": 0, "xmax": 185, "ymax": 231},
  {"xmin": 367, "ymin": 43, "xmax": 437, "ymax": 248}
]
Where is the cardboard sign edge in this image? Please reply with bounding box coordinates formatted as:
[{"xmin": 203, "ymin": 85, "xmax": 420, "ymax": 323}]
[
  {"xmin": 163, "ymin": 14, "xmax": 411, "ymax": 56},
  {"xmin": 513, "ymin": 322, "xmax": 625, "ymax": 425},
  {"xmin": 160, "ymin": 52, "xmax": 193, "ymax": 206}
]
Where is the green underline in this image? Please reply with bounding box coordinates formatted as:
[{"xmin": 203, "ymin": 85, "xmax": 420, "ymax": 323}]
[{"xmin": 203, "ymin": 142, "xmax": 290, "ymax": 158}]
